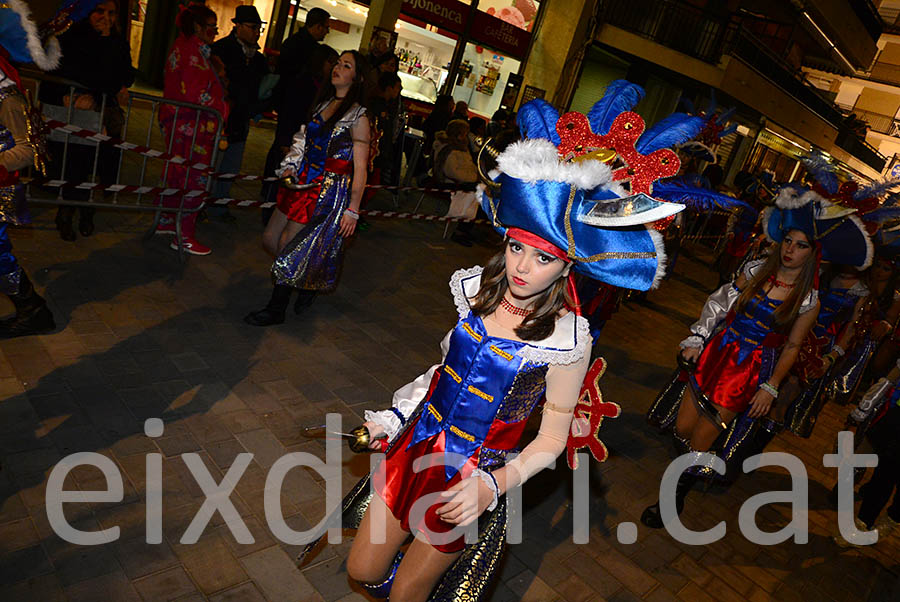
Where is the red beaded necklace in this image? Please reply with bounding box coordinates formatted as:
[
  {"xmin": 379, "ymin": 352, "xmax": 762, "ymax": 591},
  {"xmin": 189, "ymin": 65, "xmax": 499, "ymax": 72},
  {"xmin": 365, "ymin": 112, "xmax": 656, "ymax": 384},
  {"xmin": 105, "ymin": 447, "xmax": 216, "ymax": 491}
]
[
  {"xmin": 500, "ymin": 296, "xmax": 532, "ymax": 317},
  {"xmin": 768, "ymin": 275, "xmax": 795, "ymax": 288}
]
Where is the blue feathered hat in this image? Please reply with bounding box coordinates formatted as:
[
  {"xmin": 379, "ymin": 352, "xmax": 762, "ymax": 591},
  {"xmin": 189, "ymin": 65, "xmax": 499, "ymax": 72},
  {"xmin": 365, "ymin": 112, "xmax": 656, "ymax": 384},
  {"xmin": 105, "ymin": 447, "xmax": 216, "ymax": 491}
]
[
  {"xmin": 0, "ymin": 0, "xmax": 62, "ymax": 71},
  {"xmin": 763, "ymin": 190, "xmax": 873, "ymax": 269},
  {"xmin": 675, "ymin": 89, "xmax": 738, "ymax": 164},
  {"xmin": 480, "ymin": 80, "xmax": 707, "ymax": 291}
]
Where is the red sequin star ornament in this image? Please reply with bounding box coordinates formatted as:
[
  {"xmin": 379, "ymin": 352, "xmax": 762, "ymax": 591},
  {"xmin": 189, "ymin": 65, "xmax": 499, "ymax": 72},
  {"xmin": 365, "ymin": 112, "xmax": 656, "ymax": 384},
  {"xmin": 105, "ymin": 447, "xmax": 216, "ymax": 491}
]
[
  {"xmin": 555, "ymin": 111, "xmax": 681, "ymax": 197},
  {"xmin": 565, "ymin": 357, "xmax": 621, "ymax": 469}
]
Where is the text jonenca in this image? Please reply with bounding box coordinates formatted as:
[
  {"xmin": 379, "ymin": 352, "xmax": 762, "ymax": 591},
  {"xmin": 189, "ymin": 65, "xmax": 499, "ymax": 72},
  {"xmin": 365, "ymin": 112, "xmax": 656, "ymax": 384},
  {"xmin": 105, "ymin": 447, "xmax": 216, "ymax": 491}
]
[{"xmin": 405, "ymin": 0, "xmax": 464, "ymax": 24}]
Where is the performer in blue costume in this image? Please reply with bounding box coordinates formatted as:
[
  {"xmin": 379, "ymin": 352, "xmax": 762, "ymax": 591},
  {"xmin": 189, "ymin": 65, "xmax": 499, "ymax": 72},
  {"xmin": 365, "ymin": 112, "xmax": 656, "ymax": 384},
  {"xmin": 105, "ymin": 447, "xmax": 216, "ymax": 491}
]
[
  {"xmin": 0, "ymin": 0, "xmax": 66, "ymax": 337},
  {"xmin": 643, "ymin": 176, "xmax": 874, "ymax": 528},
  {"xmin": 245, "ymin": 50, "xmax": 370, "ymax": 325},
  {"xmin": 298, "ymin": 81, "xmax": 707, "ymax": 601},
  {"xmin": 781, "ymin": 263, "xmax": 869, "ymax": 437},
  {"xmin": 836, "ymin": 359, "xmax": 900, "ymax": 545}
]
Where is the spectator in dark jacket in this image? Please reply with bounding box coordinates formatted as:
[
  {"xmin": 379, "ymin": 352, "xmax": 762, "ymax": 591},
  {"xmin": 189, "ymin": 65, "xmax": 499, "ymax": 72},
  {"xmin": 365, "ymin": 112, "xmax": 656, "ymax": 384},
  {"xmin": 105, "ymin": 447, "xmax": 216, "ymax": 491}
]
[
  {"xmin": 40, "ymin": 0, "xmax": 134, "ymax": 241},
  {"xmin": 421, "ymin": 94, "xmax": 454, "ymax": 171},
  {"xmin": 210, "ymin": 5, "xmax": 270, "ymax": 211},
  {"xmin": 260, "ymin": 44, "xmax": 338, "ymax": 224},
  {"xmin": 276, "ymin": 7, "xmax": 330, "ymax": 101}
]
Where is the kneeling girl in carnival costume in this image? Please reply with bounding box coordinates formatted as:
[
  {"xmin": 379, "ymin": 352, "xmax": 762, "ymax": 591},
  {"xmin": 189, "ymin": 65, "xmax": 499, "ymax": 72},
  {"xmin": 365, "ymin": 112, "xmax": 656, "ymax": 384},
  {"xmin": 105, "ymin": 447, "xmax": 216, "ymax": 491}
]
[
  {"xmin": 302, "ymin": 81, "xmax": 707, "ymax": 600},
  {"xmin": 644, "ymin": 183, "xmax": 874, "ymax": 528}
]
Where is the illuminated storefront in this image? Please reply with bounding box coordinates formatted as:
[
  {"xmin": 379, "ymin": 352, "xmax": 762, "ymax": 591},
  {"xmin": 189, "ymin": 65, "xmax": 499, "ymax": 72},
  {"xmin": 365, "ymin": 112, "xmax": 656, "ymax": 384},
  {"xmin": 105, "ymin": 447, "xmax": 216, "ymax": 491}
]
[
  {"xmin": 131, "ymin": 0, "xmax": 542, "ymax": 116},
  {"xmin": 292, "ymin": 0, "xmax": 542, "ymax": 118}
]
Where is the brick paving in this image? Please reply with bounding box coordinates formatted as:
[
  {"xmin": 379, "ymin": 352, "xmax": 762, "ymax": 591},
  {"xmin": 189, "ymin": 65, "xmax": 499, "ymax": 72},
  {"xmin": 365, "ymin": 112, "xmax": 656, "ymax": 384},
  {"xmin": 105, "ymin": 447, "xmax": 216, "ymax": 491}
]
[{"xmin": 1, "ymin": 125, "xmax": 899, "ymax": 601}]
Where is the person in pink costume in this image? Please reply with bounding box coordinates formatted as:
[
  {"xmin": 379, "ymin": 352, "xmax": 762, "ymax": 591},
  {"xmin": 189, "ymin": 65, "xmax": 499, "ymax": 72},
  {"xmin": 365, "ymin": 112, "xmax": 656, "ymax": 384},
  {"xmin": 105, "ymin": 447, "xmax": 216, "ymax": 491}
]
[{"xmin": 155, "ymin": 3, "xmax": 229, "ymax": 256}]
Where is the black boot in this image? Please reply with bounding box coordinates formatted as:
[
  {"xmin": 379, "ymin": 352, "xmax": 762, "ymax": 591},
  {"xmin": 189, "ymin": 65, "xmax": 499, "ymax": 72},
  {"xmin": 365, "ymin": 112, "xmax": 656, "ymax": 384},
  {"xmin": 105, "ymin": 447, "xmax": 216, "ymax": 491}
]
[
  {"xmin": 244, "ymin": 284, "xmax": 292, "ymax": 326},
  {"xmin": 0, "ymin": 271, "xmax": 56, "ymax": 338},
  {"xmin": 55, "ymin": 207, "xmax": 76, "ymax": 241},
  {"xmin": 641, "ymin": 472, "xmax": 697, "ymax": 529},
  {"xmin": 293, "ymin": 289, "xmax": 316, "ymax": 314},
  {"xmin": 79, "ymin": 207, "xmax": 95, "ymax": 237}
]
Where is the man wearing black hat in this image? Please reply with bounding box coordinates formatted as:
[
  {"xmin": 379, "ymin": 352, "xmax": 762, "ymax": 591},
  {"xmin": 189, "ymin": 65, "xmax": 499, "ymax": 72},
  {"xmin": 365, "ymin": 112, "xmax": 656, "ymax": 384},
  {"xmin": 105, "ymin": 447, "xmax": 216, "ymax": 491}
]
[{"xmin": 210, "ymin": 5, "xmax": 270, "ymax": 210}]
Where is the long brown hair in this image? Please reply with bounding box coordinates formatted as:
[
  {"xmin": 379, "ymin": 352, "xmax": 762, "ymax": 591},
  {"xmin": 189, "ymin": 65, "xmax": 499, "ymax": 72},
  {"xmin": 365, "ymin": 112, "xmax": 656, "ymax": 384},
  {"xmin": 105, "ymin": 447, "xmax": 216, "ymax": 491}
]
[
  {"xmin": 470, "ymin": 243, "xmax": 573, "ymax": 341},
  {"xmin": 735, "ymin": 233, "xmax": 817, "ymax": 328},
  {"xmin": 310, "ymin": 50, "xmax": 370, "ymax": 132}
]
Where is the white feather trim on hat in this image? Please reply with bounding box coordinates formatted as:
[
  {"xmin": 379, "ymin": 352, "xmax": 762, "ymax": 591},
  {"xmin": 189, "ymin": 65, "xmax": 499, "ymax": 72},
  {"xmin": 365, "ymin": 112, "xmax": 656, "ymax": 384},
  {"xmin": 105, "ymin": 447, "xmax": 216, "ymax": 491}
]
[
  {"xmin": 648, "ymin": 228, "xmax": 667, "ymax": 289},
  {"xmin": 775, "ymin": 186, "xmax": 822, "ymax": 209},
  {"xmin": 496, "ymin": 139, "xmax": 613, "ymax": 190},
  {"xmin": 848, "ymin": 213, "xmax": 875, "ymax": 270},
  {"xmin": 761, "ymin": 206, "xmax": 774, "ymax": 243},
  {"xmin": 8, "ymin": 0, "xmax": 61, "ymax": 71}
]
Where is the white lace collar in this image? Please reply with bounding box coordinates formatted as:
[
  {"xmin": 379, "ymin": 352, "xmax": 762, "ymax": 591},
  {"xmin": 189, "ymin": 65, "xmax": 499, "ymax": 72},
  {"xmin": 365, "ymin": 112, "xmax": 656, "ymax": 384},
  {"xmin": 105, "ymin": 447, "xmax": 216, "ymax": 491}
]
[{"xmin": 448, "ymin": 266, "xmax": 590, "ymax": 365}]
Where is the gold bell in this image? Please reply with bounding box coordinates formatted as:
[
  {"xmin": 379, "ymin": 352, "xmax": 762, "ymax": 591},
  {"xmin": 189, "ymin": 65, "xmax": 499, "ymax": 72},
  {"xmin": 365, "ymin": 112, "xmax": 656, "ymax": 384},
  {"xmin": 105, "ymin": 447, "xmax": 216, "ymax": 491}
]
[{"xmin": 348, "ymin": 425, "xmax": 372, "ymax": 453}]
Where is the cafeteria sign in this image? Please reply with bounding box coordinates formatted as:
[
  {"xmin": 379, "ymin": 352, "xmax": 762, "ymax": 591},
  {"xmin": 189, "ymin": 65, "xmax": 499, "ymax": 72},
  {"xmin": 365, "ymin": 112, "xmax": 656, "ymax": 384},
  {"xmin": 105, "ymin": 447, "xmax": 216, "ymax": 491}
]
[{"xmin": 471, "ymin": 10, "xmax": 531, "ymax": 59}]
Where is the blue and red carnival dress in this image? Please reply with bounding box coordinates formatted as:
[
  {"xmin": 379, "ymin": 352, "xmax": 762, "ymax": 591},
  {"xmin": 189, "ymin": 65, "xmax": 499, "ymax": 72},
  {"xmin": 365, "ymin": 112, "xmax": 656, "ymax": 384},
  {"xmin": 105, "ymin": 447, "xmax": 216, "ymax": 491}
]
[
  {"xmin": 784, "ymin": 280, "xmax": 867, "ymax": 436},
  {"xmin": 372, "ymin": 266, "xmax": 591, "ymax": 552}
]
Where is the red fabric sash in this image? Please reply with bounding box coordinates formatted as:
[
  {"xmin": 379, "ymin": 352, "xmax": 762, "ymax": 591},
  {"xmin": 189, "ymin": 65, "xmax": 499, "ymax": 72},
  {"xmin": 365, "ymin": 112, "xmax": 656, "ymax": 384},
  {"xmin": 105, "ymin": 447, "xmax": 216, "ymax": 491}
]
[{"xmin": 324, "ymin": 158, "xmax": 352, "ymax": 175}]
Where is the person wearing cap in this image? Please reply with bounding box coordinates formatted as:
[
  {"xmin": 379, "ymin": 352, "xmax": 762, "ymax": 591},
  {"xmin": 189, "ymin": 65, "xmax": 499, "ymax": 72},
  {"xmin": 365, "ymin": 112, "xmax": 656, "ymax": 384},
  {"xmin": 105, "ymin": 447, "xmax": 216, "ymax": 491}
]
[
  {"xmin": 0, "ymin": 0, "xmax": 61, "ymax": 337},
  {"xmin": 312, "ymin": 82, "xmax": 704, "ymax": 600},
  {"xmin": 210, "ymin": 5, "xmax": 269, "ymax": 210}
]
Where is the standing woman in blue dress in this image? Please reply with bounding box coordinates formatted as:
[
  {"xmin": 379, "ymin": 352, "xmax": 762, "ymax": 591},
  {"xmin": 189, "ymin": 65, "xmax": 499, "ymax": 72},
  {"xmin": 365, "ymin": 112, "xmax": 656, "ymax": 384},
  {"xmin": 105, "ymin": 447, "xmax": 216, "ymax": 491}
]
[{"xmin": 245, "ymin": 50, "xmax": 370, "ymax": 326}]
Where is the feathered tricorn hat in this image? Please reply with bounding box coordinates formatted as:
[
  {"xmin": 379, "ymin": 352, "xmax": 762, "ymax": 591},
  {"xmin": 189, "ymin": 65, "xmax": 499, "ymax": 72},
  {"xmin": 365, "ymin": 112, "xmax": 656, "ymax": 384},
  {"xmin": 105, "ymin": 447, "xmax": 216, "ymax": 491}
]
[
  {"xmin": 765, "ymin": 157, "xmax": 875, "ymax": 270},
  {"xmin": 0, "ymin": 0, "xmax": 63, "ymax": 71},
  {"xmin": 479, "ymin": 80, "xmax": 711, "ymax": 291},
  {"xmin": 675, "ymin": 89, "xmax": 738, "ymax": 164}
]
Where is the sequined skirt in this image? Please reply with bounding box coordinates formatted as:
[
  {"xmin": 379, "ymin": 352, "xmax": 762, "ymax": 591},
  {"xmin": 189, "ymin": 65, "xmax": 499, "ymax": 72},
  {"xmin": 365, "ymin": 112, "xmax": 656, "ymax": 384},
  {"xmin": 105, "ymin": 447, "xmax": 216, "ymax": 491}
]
[
  {"xmin": 272, "ymin": 173, "xmax": 350, "ymax": 290},
  {"xmin": 0, "ymin": 183, "xmax": 29, "ymax": 225}
]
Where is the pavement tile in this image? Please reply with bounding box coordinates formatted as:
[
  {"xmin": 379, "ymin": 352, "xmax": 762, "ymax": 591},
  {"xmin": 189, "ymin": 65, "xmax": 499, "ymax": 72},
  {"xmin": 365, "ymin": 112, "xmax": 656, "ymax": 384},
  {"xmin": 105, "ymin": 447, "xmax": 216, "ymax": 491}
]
[
  {"xmin": 301, "ymin": 555, "xmax": 354, "ymax": 602},
  {"xmin": 172, "ymin": 533, "xmax": 247, "ymax": 595},
  {"xmin": 554, "ymin": 573, "xmax": 596, "ymax": 602},
  {"xmin": 565, "ymin": 551, "xmax": 622, "ymax": 598},
  {"xmin": 235, "ymin": 428, "xmax": 286, "ymax": 471},
  {"xmin": 63, "ymin": 570, "xmax": 141, "ymax": 602},
  {"xmin": 218, "ymin": 409, "xmax": 265, "ymax": 434},
  {"xmin": 156, "ymin": 434, "xmax": 203, "ymax": 458},
  {"xmin": 0, "ymin": 573, "xmax": 67, "ymax": 601},
  {"xmin": 670, "ymin": 552, "xmax": 713, "ymax": 588},
  {"xmin": 206, "ymin": 437, "xmax": 249, "ymax": 471},
  {"xmin": 0, "ymin": 517, "xmax": 39, "ymax": 554},
  {"xmin": 644, "ymin": 586, "xmax": 679, "ymax": 602},
  {"xmin": 0, "ymin": 543, "xmax": 54, "ymax": 585},
  {"xmin": 597, "ymin": 548, "xmax": 657, "ymax": 596},
  {"xmin": 209, "ymin": 581, "xmax": 267, "ymax": 601},
  {"xmin": 132, "ymin": 566, "xmax": 198, "ymax": 601},
  {"xmin": 216, "ymin": 516, "xmax": 277, "ymax": 558},
  {"xmin": 676, "ymin": 581, "xmax": 717, "ymax": 602},
  {"xmin": 0, "ymin": 491, "xmax": 28, "ymax": 524},
  {"xmin": 113, "ymin": 536, "xmax": 180, "ymax": 580},
  {"xmin": 241, "ymin": 545, "xmax": 324, "ymax": 602},
  {"xmin": 47, "ymin": 540, "xmax": 122, "ymax": 587},
  {"xmin": 506, "ymin": 569, "xmax": 559, "ymax": 602}
]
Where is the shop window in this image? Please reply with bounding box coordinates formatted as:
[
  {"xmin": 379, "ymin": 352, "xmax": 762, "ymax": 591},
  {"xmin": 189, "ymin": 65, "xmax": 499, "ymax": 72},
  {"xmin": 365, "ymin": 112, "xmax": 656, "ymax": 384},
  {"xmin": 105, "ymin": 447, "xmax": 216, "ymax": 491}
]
[
  {"xmin": 129, "ymin": 0, "xmax": 149, "ymax": 69},
  {"xmin": 452, "ymin": 43, "xmax": 520, "ymax": 118}
]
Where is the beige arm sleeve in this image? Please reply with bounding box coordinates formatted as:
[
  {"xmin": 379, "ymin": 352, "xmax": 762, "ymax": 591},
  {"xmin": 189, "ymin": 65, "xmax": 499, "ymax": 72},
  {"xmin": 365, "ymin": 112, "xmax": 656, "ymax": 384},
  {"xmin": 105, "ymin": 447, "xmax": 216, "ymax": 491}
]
[
  {"xmin": 0, "ymin": 94, "xmax": 34, "ymax": 173},
  {"xmin": 500, "ymin": 350, "xmax": 590, "ymax": 491}
]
